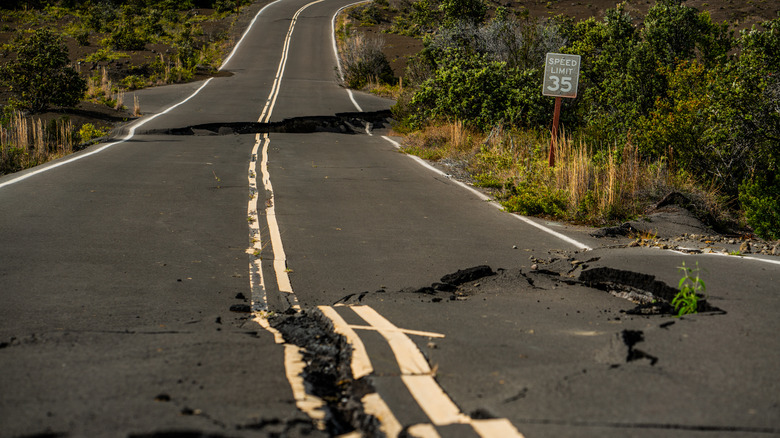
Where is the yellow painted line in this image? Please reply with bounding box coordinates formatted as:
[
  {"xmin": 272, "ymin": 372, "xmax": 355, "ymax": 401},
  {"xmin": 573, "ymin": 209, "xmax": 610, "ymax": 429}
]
[
  {"xmin": 361, "ymin": 393, "xmax": 403, "ymax": 437},
  {"xmin": 258, "ymin": 133, "xmax": 300, "ymax": 310},
  {"xmin": 351, "ymin": 306, "xmax": 431, "ymax": 375},
  {"xmin": 247, "ymin": 134, "xmax": 266, "ymax": 311},
  {"xmin": 284, "ymin": 343, "xmax": 327, "ymax": 429},
  {"xmin": 472, "ymin": 418, "xmax": 526, "ymax": 437},
  {"xmin": 349, "ymin": 324, "xmax": 445, "ymax": 339},
  {"xmin": 252, "ymin": 315, "xmax": 327, "ymax": 430},
  {"xmin": 318, "ymin": 306, "xmax": 373, "ymax": 379},
  {"xmin": 401, "ymin": 375, "xmax": 469, "ymax": 426},
  {"xmin": 406, "ymin": 423, "xmax": 441, "ymax": 438},
  {"xmin": 254, "ymin": 315, "xmax": 285, "ymax": 344},
  {"xmin": 347, "ymin": 306, "xmax": 525, "ymax": 437}
]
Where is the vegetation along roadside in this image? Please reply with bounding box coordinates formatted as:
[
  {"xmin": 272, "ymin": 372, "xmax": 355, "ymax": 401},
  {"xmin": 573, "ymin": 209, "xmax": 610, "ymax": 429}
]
[{"xmin": 337, "ymin": 0, "xmax": 780, "ymax": 241}]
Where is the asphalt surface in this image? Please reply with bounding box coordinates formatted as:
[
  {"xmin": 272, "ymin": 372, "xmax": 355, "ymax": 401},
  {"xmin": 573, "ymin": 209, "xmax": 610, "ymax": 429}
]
[{"xmin": 2, "ymin": 0, "xmax": 780, "ymax": 437}]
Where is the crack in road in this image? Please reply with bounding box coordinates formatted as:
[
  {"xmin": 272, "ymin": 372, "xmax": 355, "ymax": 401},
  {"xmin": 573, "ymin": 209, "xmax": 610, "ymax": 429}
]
[
  {"xmin": 143, "ymin": 110, "xmax": 392, "ymax": 136},
  {"xmin": 269, "ymin": 309, "xmax": 380, "ymax": 437}
]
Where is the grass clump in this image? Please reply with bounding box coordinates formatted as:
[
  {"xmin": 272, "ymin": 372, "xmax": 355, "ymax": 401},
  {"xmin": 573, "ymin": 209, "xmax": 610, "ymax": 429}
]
[
  {"xmin": 0, "ymin": 110, "xmax": 77, "ymax": 175},
  {"xmin": 672, "ymin": 262, "xmax": 705, "ymax": 316}
]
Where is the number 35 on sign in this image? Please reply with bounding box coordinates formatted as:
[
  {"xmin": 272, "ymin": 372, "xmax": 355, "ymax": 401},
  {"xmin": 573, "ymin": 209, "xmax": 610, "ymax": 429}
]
[{"xmin": 543, "ymin": 53, "xmax": 581, "ymax": 98}]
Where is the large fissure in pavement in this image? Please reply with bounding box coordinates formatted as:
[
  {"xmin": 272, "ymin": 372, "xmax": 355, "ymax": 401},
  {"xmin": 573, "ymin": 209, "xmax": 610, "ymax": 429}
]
[
  {"xmin": 144, "ymin": 110, "xmax": 393, "ymax": 136},
  {"xmin": 270, "ymin": 309, "xmax": 381, "ymax": 437}
]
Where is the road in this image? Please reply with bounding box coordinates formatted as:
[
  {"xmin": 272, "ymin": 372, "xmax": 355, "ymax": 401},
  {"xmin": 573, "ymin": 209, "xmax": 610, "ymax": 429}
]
[{"xmin": 1, "ymin": 0, "xmax": 779, "ymax": 437}]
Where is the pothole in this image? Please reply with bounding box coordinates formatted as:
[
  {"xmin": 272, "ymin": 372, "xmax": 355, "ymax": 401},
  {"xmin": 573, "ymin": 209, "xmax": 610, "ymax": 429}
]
[{"xmin": 579, "ymin": 266, "xmax": 724, "ymax": 316}]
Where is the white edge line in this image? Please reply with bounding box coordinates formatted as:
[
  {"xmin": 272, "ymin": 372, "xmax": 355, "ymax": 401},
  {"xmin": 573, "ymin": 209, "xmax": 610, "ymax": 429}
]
[
  {"xmin": 380, "ymin": 135, "xmax": 780, "ymax": 267},
  {"xmin": 331, "ymin": 0, "xmax": 369, "ymax": 112},
  {"xmin": 219, "ymin": 0, "xmax": 286, "ymax": 71},
  {"xmin": 667, "ymin": 247, "xmax": 780, "ymax": 266},
  {"xmin": 0, "ymin": 78, "xmax": 214, "ymax": 190},
  {"xmin": 379, "ymin": 135, "xmax": 593, "ymax": 251}
]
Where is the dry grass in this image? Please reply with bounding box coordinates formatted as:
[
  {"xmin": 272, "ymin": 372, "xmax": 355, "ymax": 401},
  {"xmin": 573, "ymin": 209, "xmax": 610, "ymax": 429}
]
[
  {"xmin": 133, "ymin": 94, "xmax": 141, "ymax": 116},
  {"xmin": 400, "ymin": 120, "xmax": 722, "ymax": 225},
  {"xmin": 1, "ymin": 110, "xmax": 74, "ymax": 174}
]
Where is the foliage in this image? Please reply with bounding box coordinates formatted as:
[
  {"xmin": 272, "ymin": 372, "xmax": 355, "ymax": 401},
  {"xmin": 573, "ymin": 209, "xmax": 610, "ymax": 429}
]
[
  {"xmin": 501, "ymin": 183, "xmax": 568, "ymax": 217},
  {"xmin": 402, "ymin": 50, "xmax": 548, "ymax": 131},
  {"xmin": 1, "ymin": 28, "xmax": 87, "ymax": 113},
  {"xmin": 339, "ymin": 32, "xmax": 395, "ymax": 89},
  {"xmin": 77, "ymin": 123, "xmax": 108, "ymax": 143},
  {"xmin": 109, "ymin": 15, "xmax": 147, "ymax": 50},
  {"xmin": 439, "ymin": 0, "xmax": 487, "ymax": 27},
  {"xmin": 673, "ymin": 262, "xmax": 705, "ymax": 316},
  {"xmin": 739, "ymin": 175, "xmax": 780, "ymax": 241}
]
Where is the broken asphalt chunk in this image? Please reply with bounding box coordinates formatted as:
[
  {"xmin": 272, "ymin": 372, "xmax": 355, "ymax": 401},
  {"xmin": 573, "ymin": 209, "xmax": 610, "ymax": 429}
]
[{"xmin": 440, "ymin": 265, "xmax": 495, "ymax": 286}]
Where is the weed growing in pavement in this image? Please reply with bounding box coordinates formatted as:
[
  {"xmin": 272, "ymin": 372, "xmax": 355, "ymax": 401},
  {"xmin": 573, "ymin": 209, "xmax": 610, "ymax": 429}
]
[{"xmin": 672, "ymin": 261, "xmax": 705, "ymax": 316}]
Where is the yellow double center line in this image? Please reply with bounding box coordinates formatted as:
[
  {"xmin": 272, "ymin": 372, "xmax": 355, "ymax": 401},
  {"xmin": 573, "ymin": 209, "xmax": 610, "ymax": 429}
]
[{"xmin": 244, "ymin": 0, "xmax": 525, "ymax": 436}]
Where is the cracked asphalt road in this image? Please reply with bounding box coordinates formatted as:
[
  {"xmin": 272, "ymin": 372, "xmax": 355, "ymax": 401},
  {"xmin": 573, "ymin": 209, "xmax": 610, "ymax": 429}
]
[{"xmin": 2, "ymin": 0, "xmax": 779, "ymax": 436}]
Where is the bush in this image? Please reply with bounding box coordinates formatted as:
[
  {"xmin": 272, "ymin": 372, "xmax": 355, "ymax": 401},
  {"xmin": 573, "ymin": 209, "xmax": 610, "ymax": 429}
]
[
  {"xmin": 402, "ymin": 50, "xmax": 547, "ymax": 130},
  {"xmin": 740, "ymin": 176, "xmax": 780, "ymax": 240},
  {"xmin": 1, "ymin": 29, "xmax": 86, "ymax": 113},
  {"xmin": 339, "ymin": 33, "xmax": 394, "ymax": 89},
  {"xmin": 78, "ymin": 123, "xmax": 108, "ymax": 143},
  {"xmin": 501, "ymin": 183, "xmax": 568, "ymax": 218},
  {"xmin": 109, "ymin": 13, "xmax": 147, "ymax": 51},
  {"xmin": 439, "ymin": 0, "xmax": 487, "ymax": 27}
]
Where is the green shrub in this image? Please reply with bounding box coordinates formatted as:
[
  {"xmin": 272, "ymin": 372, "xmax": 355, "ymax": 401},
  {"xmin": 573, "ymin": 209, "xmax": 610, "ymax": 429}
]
[
  {"xmin": 78, "ymin": 123, "xmax": 108, "ymax": 143},
  {"xmin": 110, "ymin": 20, "xmax": 146, "ymax": 51},
  {"xmin": 120, "ymin": 75, "xmax": 148, "ymax": 90},
  {"xmin": 402, "ymin": 50, "xmax": 547, "ymax": 131},
  {"xmin": 74, "ymin": 28, "xmax": 90, "ymax": 46},
  {"xmin": 1, "ymin": 28, "xmax": 86, "ymax": 113},
  {"xmin": 340, "ymin": 33, "xmax": 394, "ymax": 89},
  {"xmin": 439, "ymin": 0, "xmax": 487, "ymax": 27},
  {"xmin": 740, "ymin": 176, "xmax": 780, "ymax": 240},
  {"xmin": 501, "ymin": 183, "xmax": 568, "ymax": 218}
]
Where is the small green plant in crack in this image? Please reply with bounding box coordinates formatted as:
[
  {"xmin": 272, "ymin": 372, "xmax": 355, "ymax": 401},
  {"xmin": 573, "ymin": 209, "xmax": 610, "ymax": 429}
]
[{"xmin": 672, "ymin": 261, "xmax": 705, "ymax": 316}]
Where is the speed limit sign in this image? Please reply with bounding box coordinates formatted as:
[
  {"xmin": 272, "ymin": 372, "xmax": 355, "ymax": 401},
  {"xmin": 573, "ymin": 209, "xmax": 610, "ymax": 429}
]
[{"xmin": 543, "ymin": 53, "xmax": 581, "ymax": 98}]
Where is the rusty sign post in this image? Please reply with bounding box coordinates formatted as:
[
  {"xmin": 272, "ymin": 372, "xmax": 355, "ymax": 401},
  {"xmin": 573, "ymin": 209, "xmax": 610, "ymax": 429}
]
[{"xmin": 543, "ymin": 53, "xmax": 581, "ymax": 166}]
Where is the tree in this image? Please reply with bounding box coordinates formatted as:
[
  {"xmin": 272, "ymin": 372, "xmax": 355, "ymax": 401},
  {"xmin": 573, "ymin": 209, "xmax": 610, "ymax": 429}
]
[
  {"xmin": 439, "ymin": 0, "xmax": 487, "ymax": 27},
  {"xmin": 1, "ymin": 29, "xmax": 87, "ymax": 113}
]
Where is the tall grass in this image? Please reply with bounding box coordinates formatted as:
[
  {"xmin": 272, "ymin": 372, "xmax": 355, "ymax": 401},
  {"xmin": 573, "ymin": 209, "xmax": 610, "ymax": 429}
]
[
  {"xmin": 402, "ymin": 121, "xmax": 719, "ymax": 226},
  {"xmin": 1, "ymin": 111, "xmax": 75, "ymax": 175}
]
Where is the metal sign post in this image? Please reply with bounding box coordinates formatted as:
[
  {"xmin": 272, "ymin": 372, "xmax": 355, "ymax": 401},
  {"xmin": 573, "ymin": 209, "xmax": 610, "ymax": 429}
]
[{"xmin": 543, "ymin": 53, "xmax": 581, "ymax": 166}]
